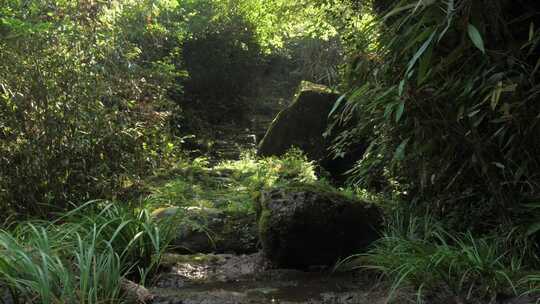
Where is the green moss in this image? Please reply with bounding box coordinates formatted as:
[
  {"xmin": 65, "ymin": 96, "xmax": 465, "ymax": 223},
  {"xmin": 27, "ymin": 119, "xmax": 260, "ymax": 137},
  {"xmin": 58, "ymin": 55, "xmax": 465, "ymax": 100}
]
[
  {"xmin": 297, "ymin": 81, "xmax": 335, "ymax": 95},
  {"xmin": 258, "ymin": 209, "xmax": 272, "ymax": 237},
  {"xmin": 146, "ymin": 150, "xmax": 318, "ymax": 214},
  {"xmin": 280, "ymin": 181, "xmax": 337, "ymax": 194},
  {"xmin": 276, "ymin": 181, "xmax": 358, "ymax": 203}
]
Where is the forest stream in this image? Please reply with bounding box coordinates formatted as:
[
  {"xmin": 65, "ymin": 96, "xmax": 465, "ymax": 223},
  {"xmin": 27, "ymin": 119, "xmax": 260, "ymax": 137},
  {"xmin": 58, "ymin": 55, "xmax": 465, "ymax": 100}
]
[{"xmin": 151, "ymin": 253, "xmax": 392, "ymax": 304}]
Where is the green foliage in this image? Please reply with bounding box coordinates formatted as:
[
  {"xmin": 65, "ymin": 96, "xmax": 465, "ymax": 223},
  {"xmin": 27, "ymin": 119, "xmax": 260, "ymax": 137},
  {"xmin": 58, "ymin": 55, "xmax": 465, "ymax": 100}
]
[
  {"xmin": 60, "ymin": 201, "xmax": 178, "ymax": 279},
  {"xmin": 329, "ymin": 0, "xmax": 540, "ymax": 230},
  {"xmin": 0, "ymin": 201, "xmax": 177, "ymax": 303},
  {"xmin": 329, "ymin": 1, "xmax": 540, "ymax": 299},
  {"xmin": 192, "ymin": 0, "xmax": 342, "ymax": 52},
  {"xmin": 0, "ymin": 0, "xmax": 364, "ymax": 220},
  {"xmin": 147, "ymin": 149, "xmax": 318, "ymax": 214},
  {"xmin": 172, "ymin": 0, "xmax": 360, "ymax": 128},
  {"xmin": 340, "ymin": 211, "xmax": 532, "ymax": 303},
  {"xmin": 524, "ymin": 273, "xmax": 540, "ymax": 296},
  {"xmin": 216, "ymin": 149, "xmax": 318, "ymax": 190},
  {"xmin": 0, "ymin": 0, "xmax": 183, "ymax": 217}
]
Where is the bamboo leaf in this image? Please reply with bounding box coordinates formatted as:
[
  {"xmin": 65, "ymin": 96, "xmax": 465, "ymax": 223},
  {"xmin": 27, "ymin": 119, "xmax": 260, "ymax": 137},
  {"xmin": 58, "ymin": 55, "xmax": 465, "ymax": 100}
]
[
  {"xmin": 383, "ymin": 3, "xmax": 416, "ymax": 21},
  {"xmin": 529, "ymin": 22, "xmax": 535, "ymax": 43},
  {"xmin": 492, "ymin": 162, "xmax": 505, "ymax": 169},
  {"xmin": 457, "ymin": 105, "xmax": 465, "ymax": 121},
  {"xmin": 439, "ymin": 0, "xmax": 454, "ymax": 42},
  {"xmin": 406, "ymin": 31, "xmax": 436, "ymax": 76},
  {"xmin": 395, "ymin": 101, "xmax": 405, "ymax": 122},
  {"xmin": 467, "ymin": 24, "xmax": 485, "ymax": 54},
  {"xmin": 468, "ymin": 109, "xmax": 481, "ymax": 117},
  {"xmin": 394, "ymin": 138, "xmax": 410, "ymax": 161},
  {"xmin": 398, "ymin": 79, "xmax": 406, "ymax": 96},
  {"xmin": 531, "ymin": 58, "xmax": 540, "ymax": 76},
  {"xmin": 384, "ymin": 103, "xmax": 394, "ymax": 120},
  {"xmin": 527, "ymin": 222, "xmax": 540, "ymax": 236},
  {"xmin": 413, "ymin": 0, "xmax": 437, "ymax": 13},
  {"xmin": 328, "ymin": 94, "xmax": 347, "ymax": 118},
  {"xmin": 514, "ymin": 165, "xmax": 526, "ymax": 182},
  {"xmin": 417, "ymin": 43, "xmax": 433, "ymax": 85},
  {"xmin": 491, "ymin": 82, "xmax": 503, "ymax": 110}
]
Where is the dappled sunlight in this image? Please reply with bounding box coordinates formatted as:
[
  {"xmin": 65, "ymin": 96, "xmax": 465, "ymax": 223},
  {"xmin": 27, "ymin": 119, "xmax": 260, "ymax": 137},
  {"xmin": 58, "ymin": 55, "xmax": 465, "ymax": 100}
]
[{"xmin": 145, "ymin": 149, "xmax": 319, "ymax": 214}]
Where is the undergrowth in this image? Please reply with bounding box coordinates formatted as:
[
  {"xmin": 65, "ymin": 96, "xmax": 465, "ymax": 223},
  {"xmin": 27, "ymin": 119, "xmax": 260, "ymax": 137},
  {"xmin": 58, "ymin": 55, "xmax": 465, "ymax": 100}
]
[
  {"xmin": 339, "ymin": 210, "xmax": 540, "ymax": 303},
  {"xmin": 146, "ymin": 149, "xmax": 320, "ymax": 214},
  {"xmin": 0, "ymin": 201, "xmax": 178, "ymax": 304},
  {"xmin": 146, "ymin": 148, "xmax": 390, "ymax": 217}
]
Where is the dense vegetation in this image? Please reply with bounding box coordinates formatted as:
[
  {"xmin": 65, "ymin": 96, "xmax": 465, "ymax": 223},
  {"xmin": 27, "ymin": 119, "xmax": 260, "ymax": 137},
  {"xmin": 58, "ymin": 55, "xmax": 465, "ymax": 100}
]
[
  {"xmin": 332, "ymin": 0, "xmax": 540, "ymax": 232},
  {"xmin": 329, "ymin": 0, "xmax": 540, "ymax": 301},
  {"xmin": 1, "ymin": 0, "xmax": 540, "ymax": 303},
  {"xmin": 0, "ymin": 0, "xmax": 348, "ymax": 217}
]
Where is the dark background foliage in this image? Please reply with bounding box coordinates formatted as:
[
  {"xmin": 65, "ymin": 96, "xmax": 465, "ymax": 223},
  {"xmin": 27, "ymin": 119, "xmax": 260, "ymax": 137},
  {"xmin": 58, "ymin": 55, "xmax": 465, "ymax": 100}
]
[
  {"xmin": 329, "ymin": 0, "xmax": 540, "ymax": 233},
  {"xmin": 180, "ymin": 14, "xmax": 262, "ymax": 124}
]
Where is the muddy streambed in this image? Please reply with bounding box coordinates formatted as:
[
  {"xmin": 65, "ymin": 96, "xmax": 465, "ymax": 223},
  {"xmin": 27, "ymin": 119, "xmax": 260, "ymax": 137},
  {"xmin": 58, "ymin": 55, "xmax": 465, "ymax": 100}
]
[{"xmin": 150, "ymin": 253, "xmax": 399, "ymax": 304}]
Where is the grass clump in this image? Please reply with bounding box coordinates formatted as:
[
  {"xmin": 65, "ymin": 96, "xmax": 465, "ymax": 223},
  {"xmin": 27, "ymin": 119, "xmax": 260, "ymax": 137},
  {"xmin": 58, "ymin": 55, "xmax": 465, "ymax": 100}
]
[
  {"xmin": 0, "ymin": 201, "xmax": 178, "ymax": 303},
  {"xmin": 340, "ymin": 210, "xmax": 538, "ymax": 303}
]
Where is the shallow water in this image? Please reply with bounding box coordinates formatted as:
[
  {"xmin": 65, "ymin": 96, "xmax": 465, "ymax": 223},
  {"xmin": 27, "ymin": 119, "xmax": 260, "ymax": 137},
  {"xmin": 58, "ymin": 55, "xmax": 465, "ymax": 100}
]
[{"xmin": 151, "ymin": 253, "xmax": 390, "ymax": 304}]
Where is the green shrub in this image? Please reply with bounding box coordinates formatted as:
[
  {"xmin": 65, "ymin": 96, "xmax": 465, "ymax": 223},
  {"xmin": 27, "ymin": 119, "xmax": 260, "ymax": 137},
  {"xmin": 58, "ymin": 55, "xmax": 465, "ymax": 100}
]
[{"xmin": 0, "ymin": 0, "xmax": 182, "ymax": 217}]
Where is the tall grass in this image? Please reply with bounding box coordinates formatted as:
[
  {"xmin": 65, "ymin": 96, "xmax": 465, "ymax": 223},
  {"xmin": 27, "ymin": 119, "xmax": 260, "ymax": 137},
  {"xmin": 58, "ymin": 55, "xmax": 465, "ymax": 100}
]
[
  {"xmin": 61, "ymin": 202, "xmax": 178, "ymax": 280},
  {"xmin": 0, "ymin": 201, "xmax": 178, "ymax": 303},
  {"xmin": 339, "ymin": 211, "xmax": 535, "ymax": 303},
  {"xmin": 0, "ymin": 225, "xmax": 75, "ymax": 303}
]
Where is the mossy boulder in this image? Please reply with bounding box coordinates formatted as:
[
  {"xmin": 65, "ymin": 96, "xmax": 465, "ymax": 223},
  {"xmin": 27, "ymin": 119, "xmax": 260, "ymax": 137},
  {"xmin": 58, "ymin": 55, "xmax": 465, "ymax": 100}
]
[
  {"xmin": 153, "ymin": 207, "xmax": 258, "ymax": 254},
  {"xmin": 257, "ymin": 82, "xmax": 367, "ymax": 183},
  {"xmin": 257, "ymin": 183, "xmax": 382, "ymax": 268},
  {"xmin": 258, "ymin": 82, "xmax": 338, "ymax": 161}
]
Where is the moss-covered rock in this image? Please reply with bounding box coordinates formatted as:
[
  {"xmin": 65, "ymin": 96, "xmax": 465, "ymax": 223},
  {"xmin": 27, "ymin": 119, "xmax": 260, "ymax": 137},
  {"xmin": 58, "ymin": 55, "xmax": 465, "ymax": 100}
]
[
  {"xmin": 257, "ymin": 82, "xmax": 367, "ymax": 183},
  {"xmin": 153, "ymin": 207, "xmax": 258, "ymax": 254},
  {"xmin": 258, "ymin": 82, "xmax": 338, "ymax": 161},
  {"xmin": 257, "ymin": 183, "xmax": 382, "ymax": 268}
]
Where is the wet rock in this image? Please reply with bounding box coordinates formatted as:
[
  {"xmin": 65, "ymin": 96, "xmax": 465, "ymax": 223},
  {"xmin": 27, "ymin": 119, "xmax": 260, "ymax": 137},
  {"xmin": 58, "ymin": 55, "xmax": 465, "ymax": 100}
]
[
  {"xmin": 155, "ymin": 253, "xmax": 265, "ymax": 288},
  {"xmin": 257, "ymin": 183, "xmax": 382, "ymax": 268},
  {"xmin": 153, "ymin": 207, "xmax": 258, "ymax": 254},
  {"xmin": 121, "ymin": 278, "xmax": 154, "ymax": 303},
  {"xmin": 151, "ymin": 252, "xmax": 397, "ymax": 304}
]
